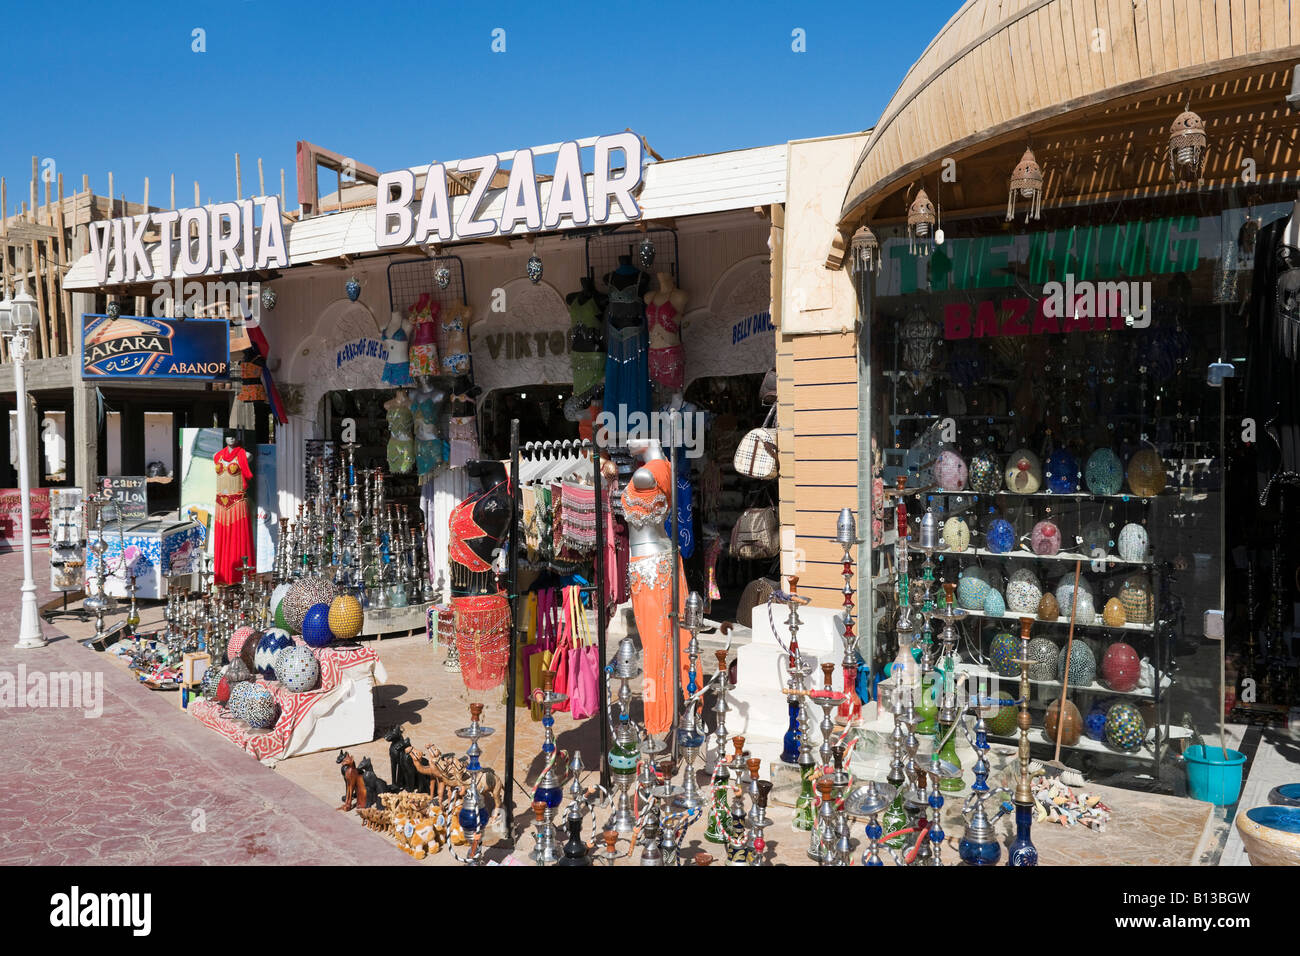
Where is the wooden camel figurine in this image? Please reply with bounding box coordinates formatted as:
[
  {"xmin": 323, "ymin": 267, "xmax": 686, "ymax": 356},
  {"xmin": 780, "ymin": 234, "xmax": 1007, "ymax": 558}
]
[
  {"xmin": 337, "ymin": 750, "xmax": 367, "ymax": 812},
  {"xmin": 408, "ymin": 743, "xmax": 465, "ymax": 802}
]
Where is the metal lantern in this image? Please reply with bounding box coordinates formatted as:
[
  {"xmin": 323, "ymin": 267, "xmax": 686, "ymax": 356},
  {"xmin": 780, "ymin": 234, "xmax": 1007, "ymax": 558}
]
[
  {"xmin": 637, "ymin": 234, "xmax": 656, "ymax": 270},
  {"xmin": 907, "ymin": 188, "xmax": 937, "ymax": 255},
  {"xmin": 850, "ymin": 225, "xmax": 881, "ymax": 275},
  {"xmin": 1006, "ymin": 147, "xmax": 1044, "ymax": 222},
  {"xmin": 526, "ymin": 253, "xmax": 544, "ymax": 284},
  {"xmin": 900, "ymin": 304, "xmax": 940, "ymax": 393},
  {"xmin": 260, "ymin": 286, "xmax": 277, "ymax": 311},
  {"xmin": 1168, "ymin": 105, "xmax": 1207, "ymax": 183},
  {"xmin": 106, "ymin": 300, "xmax": 121, "ymax": 320},
  {"xmin": 345, "ymin": 276, "xmax": 362, "ymax": 301},
  {"xmin": 435, "ymin": 266, "xmax": 452, "ymax": 290}
]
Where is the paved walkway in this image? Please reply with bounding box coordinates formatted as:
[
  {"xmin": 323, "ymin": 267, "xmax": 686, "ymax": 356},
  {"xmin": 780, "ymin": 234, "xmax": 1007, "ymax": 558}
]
[{"xmin": 0, "ymin": 551, "xmax": 409, "ymax": 866}]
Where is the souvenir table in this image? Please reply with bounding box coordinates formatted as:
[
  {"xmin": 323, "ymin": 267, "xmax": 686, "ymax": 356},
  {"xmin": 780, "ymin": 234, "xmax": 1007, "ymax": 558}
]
[
  {"xmin": 189, "ymin": 642, "xmax": 387, "ymax": 762},
  {"xmin": 85, "ymin": 517, "xmax": 206, "ymax": 599}
]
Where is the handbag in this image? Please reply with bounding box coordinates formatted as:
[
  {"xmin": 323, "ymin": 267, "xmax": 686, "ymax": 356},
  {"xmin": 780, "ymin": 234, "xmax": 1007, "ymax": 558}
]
[
  {"xmin": 735, "ymin": 576, "xmax": 780, "ymax": 628},
  {"xmin": 733, "ymin": 404, "xmax": 779, "ymax": 479},
  {"xmin": 730, "ymin": 494, "xmax": 779, "ymax": 560},
  {"xmin": 567, "ymin": 589, "xmax": 600, "ymax": 720},
  {"xmin": 759, "ymin": 368, "xmax": 778, "ymax": 405}
]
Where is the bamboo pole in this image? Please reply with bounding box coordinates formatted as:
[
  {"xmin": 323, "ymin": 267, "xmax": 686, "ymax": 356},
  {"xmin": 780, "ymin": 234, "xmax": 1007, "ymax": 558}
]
[
  {"xmin": 107, "ymin": 172, "xmax": 114, "ymax": 218},
  {"xmin": 1053, "ymin": 559, "xmax": 1084, "ymax": 763},
  {"xmin": 280, "ymin": 169, "xmax": 286, "ymax": 210},
  {"xmin": 42, "ymin": 192, "xmax": 59, "ymax": 356},
  {"xmin": 56, "ymin": 174, "xmax": 73, "ymax": 354},
  {"xmin": 257, "ymin": 157, "xmax": 265, "ymax": 197},
  {"xmin": 29, "ymin": 240, "xmax": 51, "ymax": 358},
  {"xmin": 170, "ymin": 173, "xmax": 175, "ymax": 210},
  {"xmin": 235, "ymin": 153, "xmax": 242, "ymax": 200}
]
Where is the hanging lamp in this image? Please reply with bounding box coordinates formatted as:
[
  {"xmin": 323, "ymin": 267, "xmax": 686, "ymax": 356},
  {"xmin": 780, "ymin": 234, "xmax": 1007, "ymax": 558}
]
[
  {"xmin": 850, "ymin": 225, "xmax": 881, "ymax": 275},
  {"xmin": 907, "ymin": 187, "xmax": 937, "ymax": 256},
  {"xmin": 1167, "ymin": 100, "xmax": 1207, "ymax": 184},
  {"xmin": 1006, "ymin": 147, "xmax": 1044, "ymax": 222}
]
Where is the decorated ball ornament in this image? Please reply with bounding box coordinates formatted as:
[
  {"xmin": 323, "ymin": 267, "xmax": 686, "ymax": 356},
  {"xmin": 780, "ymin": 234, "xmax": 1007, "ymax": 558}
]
[
  {"xmin": 987, "ymin": 695, "xmax": 1018, "ymax": 736},
  {"xmin": 282, "ymin": 577, "xmax": 337, "ymax": 634},
  {"xmin": 637, "ymin": 235, "xmax": 657, "ymax": 269},
  {"xmin": 986, "ymin": 518, "xmax": 1017, "ymax": 554},
  {"xmin": 1126, "ymin": 448, "xmax": 1167, "ymax": 498},
  {"xmin": 199, "ymin": 667, "xmax": 223, "ymax": 699},
  {"xmin": 957, "ymin": 566, "xmax": 1003, "ymax": 611},
  {"xmin": 1044, "ymin": 448, "xmax": 1081, "ymax": 494},
  {"xmin": 1055, "ymin": 574, "xmax": 1097, "ymax": 625},
  {"xmin": 216, "ymin": 675, "xmax": 232, "ymax": 704},
  {"xmin": 269, "ymin": 581, "xmax": 291, "ymax": 619},
  {"xmin": 1027, "ymin": 637, "xmax": 1059, "ymax": 681},
  {"xmin": 1085, "ymin": 699, "xmax": 1111, "ymax": 741},
  {"xmin": 989, "ymin": 632, "xmax": 1020, "ymax": 677},
  {"xmin": 327, "ymin": 594, "xmax": 365, "ymax": 641},
  {"xmin": 435, "ymin": 266, "xmax": 452, "ymax": 290},
  {"xmin": 1101, "ymin": 642, "xmax": 1141, "ymax": 692},
  {"xmin": 968, "ymin": 449, "xmax": 1003, "ymax": 494},
  {"xmin": 254, "ymin": 629, "xmax": 294, "ymax": 680},
  {"xmin": 1117, "ymin": 523, "xmax": 1149, "ymax": 563},
  {"xmin": 1104, "ymin": 701, "xmax": 1146, "ymax": 751},
  {"xmin": 236, "ymin": 685, "xmax": 278, "ymax": 730},
  {"xmin": 933, "ymin": 449, "xmax": 968, "ymax": 492},
  {"xmin": 225, "ymin": 659, "xmax": 253, "ymax": 685},
  {"xmin": 345, "ymin": 276, "xmax": 362, "ymax": 302},
  {"xmin": 106, "ymin": 300, "xmax": 122, "ymax": 320},
  {"xmin": 260, "ymin": 286, "xmax": 277, "ymax": 311},
  {"xmin": 1085, "ymin": 448, "xmax": 1124, "ymax": 496},
  {"xmin": 1044, "ymin": 698, "xmax": 1083, "ymax": 747},
  {"xmin": 1006, "ymin": 567, "xmax": 1043, "ymax": 613},
  {"xmin": 227, "ymin": 626, "xmax": 257, "ymax": 665},
  {"xmin": 1004, "ymin": 449, "xmax": 1042, "ymax": 494},
  {"xmin": 1118, "ymin": 573, "xmax": 1155, "ymax": 625},
  {"xmin": 982, "ymin": 589, "xmax": 1007, "ymax": 618},
  {"xmin": 301, "ymin": 602, "xmax": 335, "ymax": 648},
  {"xmin": 1102, "ymin": 597, "xmax": 1128, "ymax": 628},
  {"xmin": 1082, "ymin": 522, "xmax": 1110, "ymax": 558},
  {"xmin": 1037, "ymin": 592, "xmax": 1060, "ymax": 621},
  {"xmin": 1057, "ymin": 641, "xmax": 1097, "ymax": 686},
  {"xmin": 274, "ymin": 645, "xmax": 321, "ymax": 693},
  {"xmin": 526, "ymin": 254, "xmax": 544, "ymax": 284},
  {"xmin": 1030, "ymin": 520, "xmax": 1061, "ymax": 555}
]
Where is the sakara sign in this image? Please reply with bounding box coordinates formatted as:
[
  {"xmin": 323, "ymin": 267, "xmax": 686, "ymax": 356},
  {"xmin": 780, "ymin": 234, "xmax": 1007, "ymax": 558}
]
[{"xmin": 82, "ymin": 315, "xmax": 230, "ymax": 380}]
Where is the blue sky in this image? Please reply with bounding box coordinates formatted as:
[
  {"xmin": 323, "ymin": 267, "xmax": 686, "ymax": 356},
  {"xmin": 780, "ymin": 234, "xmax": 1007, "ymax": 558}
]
[{"xmin": 3, "ymin": 0, "xmax": 957, "ymax": 212}]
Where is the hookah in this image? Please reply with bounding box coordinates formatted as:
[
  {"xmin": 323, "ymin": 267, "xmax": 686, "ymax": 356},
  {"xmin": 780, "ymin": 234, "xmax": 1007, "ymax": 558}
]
[
  {"xmin": 852, "ymin": 775, "xmax": 897, "ymax": 866},
  {"xmin": 722, "ymin": 737, "xmax": 752, "ymax": 864},
  {"xmin": 806, "ymin": 662, "xmax": 845, "ymax": 861},
  {"xmin": 125, "ymin": 571, "xmax": 140, "ymax": 637},
  {"xmin": 674, "ymin": 591, "xmax": 707, "ymax": 812},
  {"xmin": 835, "ymin": 508, "xmax": 864, "ymax": 724},
  {"xmin": 555, "ymin": 752, "xmax": 597, "ymax": 867},
  {"xmin": 703, "ymin": 650, "xmax": 734, "ymax": 845},
  {"xmin": 1007, "ymin": 616, "xmax": 1039, "ymax": 866},
  {"xmin": 639, "ymin": 793, "xmax": 664, "ymax": 866},
  {"xmin": 743, "ymin": 757, "xmax": 773, "ymax": 866},
  {"xmin": 957, "ymin": 686, "xmax": 1015, "ymax": 865},
  {"xmin": 911, "ymin": 508, "xmax": 943, "ymax": 736},
  {"xmin": 931, "ymin": 581, "xmax": 968, "ymax": 792},
  {"xmin": 880, "ymin": 682, "xmax": 915, "ymax": 849},
  {"xmin": 529, "ymin": 801, "xmax": 561, "ymax": 865},
  {"xmin": 605, "ymin": 635, "xmax": 642, "ymax": 835},
  {"xmin": 778, "ymin": 575, "xmax": 815, "ymax": 765},
  {"xmin": 82, "ymin": 489, "xmax": 116, "ymax": 645},
  {"xmin": 454, "ymin": 702, "xmax": 494, "ymax": 865},
  {"xmin": 532, "ymin": 669, "xmax": 567, "ymax": 809}
]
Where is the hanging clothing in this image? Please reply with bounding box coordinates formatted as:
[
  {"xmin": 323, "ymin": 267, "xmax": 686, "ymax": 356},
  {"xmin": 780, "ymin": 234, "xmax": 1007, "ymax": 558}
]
[
  {"xmin": 386, "ymin": 399, "xmax": 414, "ymax": 475},
  {"xmin": 382, "ymin": 325, "xmax": 412, "ymax": 386},
  {"xmin": 409, "ymin": 297, "xmax": 441, "ymax": 377},
  {"xmin": 213, "ymin": 445, "xmax": 254, "ymax": 586},
  {"xmin": 422, "ymin": 468, "xmax": 471, "ymax": 594},
  {"xmin": 603, "ymin": 284, "xmax": 649, "ymax": 430},
  {"xmin": 569, "ymin": 296, "xmax": 606, "ymax": 401},
  {"xmin": 646, "ymin": 300, "xmax": 685, "ymax": 390}
]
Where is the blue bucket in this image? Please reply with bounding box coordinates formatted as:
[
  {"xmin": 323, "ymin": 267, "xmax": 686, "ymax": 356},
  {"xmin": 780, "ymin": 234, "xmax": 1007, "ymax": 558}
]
[{"xmin": 1183, "ymin": 745, "xmax": 1246, "ymax": 806}]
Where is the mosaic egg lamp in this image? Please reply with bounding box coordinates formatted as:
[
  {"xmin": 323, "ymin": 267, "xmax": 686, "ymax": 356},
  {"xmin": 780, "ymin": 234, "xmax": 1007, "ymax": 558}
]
[
  {"xmin": 216, "ymin": 675, "xmax": 232, "ymax": 704},
  {"xmin": 268, "ymin": 582, "xmax": 292, "ymax": 626},
  {"xmin": 199, "ymin": 667, "xmax": 223, "ymax": 699},
  {"xmin": 1104, "ymin": 701, "xmax": 1146, "ymax": 751},
  {"xmin": 1082, "ymin": 522, "xmax": 1110, "ymax": 558},
  {"xmin": 1044, "ymin": 448, "xmax": 1080, "ymax": 494},
  {"xmin": 1057, "ymin": 641, "xmax": 1097, "ymax": 686},
  {"xmin": 1030, "ymin": 519, "xmax": 1061, "ymax": 555},
  {"xmin": 1055, "ymin": 574, "xmax": 1097, "ymax": 625},
  {"xmin": 1004, "ymin": 449, "xmax": 1042, "ymax": 494},
  {"xmin": 968, "ymin": 449, "xmax": 1003, "ymax": 494},
  {"xmin": 241, "ymin": 686, "xmax": 279, "ymax": 730},
  {"xmin": 239, "ymin": 632, "xmax": 262, "ymax": 673},
  {"xmin": 328, "ymin": 594, "xmax": 365, "ymax": 641},
  {"xmin": 1084, "ymin": 699, "xmax": 1111, "ymax": 741},
  {"xmin": 254, "ymin": 629, "xmax": 295, "ymax": 680},
  {"xmin": 228, "ymin": 681, "xmax": 259, "ymax": 719},
  {"xmin": 301, "ymin": 603, "xmax": 335, "ymax": 648},
  {"xmin": 1085, "ymin": 448, "xmax": 1124, "ymax": 495},
  {"xmin": 1102, "ymin": 597, "xmax": 1128, "ymax": 627},
  {"xmin": 1006, "ymin": 567, "xmax": 1043, "ymax": 613},
  {"xmin": 957, "ymin": 566, "xmax": 1001, "ymax": 610},
  {"xmin": 273, "ymin": 645, "xmax": 321, "ymax": 694},
  {"xmin": 227, "ymin": 626, "xmax": 257, "ymax": 665},
  {"xmin": 1027, "ymin": 637, "xmax": 1059, "ymax": 681},
  {"xmin": 989, "ymin": 632, "xmax": 1020, "ymax": 677},
  {"xmin": 982, "ymin": 588, "xmax": 1007, "ymax": 618},
  {"xmin": 986, "ymin": 518, "xmax": 1017, "ymax": 554},
  {"xmin": 942, "ymin": 516, "xmax": 971, "ymax": 552},
  {"xmin": 1117, "ymin": 523, "xmax": 1149, "ymax": 563},
  {"xmin": 282, "ymin": 577, "xmax": 338, "ymax": 634},
  {"xmin": 987, "ymin": 695, "xmax": 1018, "ymax": 735},
  {"xmin": 1118, "ymin": 573, "xmax": 1155, "ymax": 625},
  {"xmin": 1126, "ymin": 449, "xmax": 1167, "ymax": 498},
  {"xmin": 934, "ymin": 449, "xmax": 968, "ymax": 491},
  {"xmin": 1101, "ymin": 642, "xmax": 1141, "ymax": 692},
  {"xmin": 1045, "ymin": 698, "xmax": 1082, "ymax": 746},
  {"xmin": 1037, "ymin": 592, "xmax": 1060, "ymax": 620}
]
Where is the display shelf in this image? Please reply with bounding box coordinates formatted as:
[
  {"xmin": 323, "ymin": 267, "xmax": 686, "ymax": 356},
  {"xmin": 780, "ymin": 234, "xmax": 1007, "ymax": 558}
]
[
  {"xmin": 947, "ymin": 604, "xmax": 1155, "ymax": 634},
  {"xmin": 920, "ymin": 545, "xmax": 1153, "ymax": 568},
  {"xmin": 926, "ymin": 489, "xmax": 1166, "ymax": 501},
  {"xmin": 986, "ymin": 727, "xmax": 1156, "ymax": 762},
  {"xmin": 956, "ymin": 661, "xmax": 1161, "ymax": 701}
]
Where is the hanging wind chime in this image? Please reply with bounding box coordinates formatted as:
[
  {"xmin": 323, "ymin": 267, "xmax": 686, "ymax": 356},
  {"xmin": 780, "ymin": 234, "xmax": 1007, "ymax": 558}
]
[
  {"xmin": 1006, "ymin": 147, "xmax": 1044, "ymax": 222},
  {"xmin": 850, "ymin": 225, "xmax": 881, "ymax": 275},
  {"xmin": 1167, "ymin": 99, "xmax": 1208, "ymax": 184},
  {"xmin": 907, "ymin": 187, "xmax": 937, "ymax": 256}
]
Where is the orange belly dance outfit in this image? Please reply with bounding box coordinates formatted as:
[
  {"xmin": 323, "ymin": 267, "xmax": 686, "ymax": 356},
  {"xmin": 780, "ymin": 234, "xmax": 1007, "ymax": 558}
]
[
  {"xmin": 449, "ymin": 482, "xmax": 511, "ymax": 691},
  {"xmin": 647, "ymin": 300, "xmax": 685, "ymax": 390},
  {"xmin": 213, "ymin": 445, "xmax": 254, "ymax": 586},
  {"xmin": 622, "ymin": 458, "xmax": 690, "ymax": 735}
]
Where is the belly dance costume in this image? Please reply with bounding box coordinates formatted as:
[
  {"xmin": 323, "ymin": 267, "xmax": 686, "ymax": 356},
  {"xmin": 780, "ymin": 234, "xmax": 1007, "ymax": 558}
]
[
  {"xmin": 569, "ymin": 296, "xmax": 605, "ymax": 404},
  {"xmin": 213, "ymin": 445, "xmax": 254, "ymax": 586},
  {"xmin": 382, "ymin": 325, "xmax": 412, "ymax": 386},
  {"xmin": 647, "ymin": 300, "xmax": 685, "ymax": 390},
  {"xmin": 622, "ymin": 459, "xmax": 691, "ymax": 735},
  {"xmin": 448, "ymin": 413, "xmax": 480, "ymax": 468},
  {"xmin": 413, "ymin": 393, "xmax": 443, "ymax": 481},
  {"xmin": 603, "ymin": 285, "xmax": 649, "ymax": 429},
  {"xmin": 408, "ymin": 295, "xmax": 441, "ymax": 377},
  {"xmin": 386, "ymin": 399, "xmax": 415, "ymax": 474},
  {"xmin": 449, "ymin": 482, "xmax": 511, "ymax": 691}
]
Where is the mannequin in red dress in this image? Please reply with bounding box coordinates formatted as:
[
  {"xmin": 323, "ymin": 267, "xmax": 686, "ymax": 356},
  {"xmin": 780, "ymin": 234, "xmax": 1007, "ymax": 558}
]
[{"xmin": 213, "ymin": 437, "xmax": 254, "ymax": 585}]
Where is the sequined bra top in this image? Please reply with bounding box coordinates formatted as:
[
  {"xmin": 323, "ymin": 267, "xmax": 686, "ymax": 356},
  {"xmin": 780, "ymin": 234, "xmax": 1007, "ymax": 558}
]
[{"xmin": 621, "ymin": 459, "xmax": 671, "ymax": 528}]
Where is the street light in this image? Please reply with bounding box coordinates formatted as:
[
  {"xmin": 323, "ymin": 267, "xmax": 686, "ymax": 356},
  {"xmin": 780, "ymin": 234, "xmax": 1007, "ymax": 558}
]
[{"xmin": 2, "ymin": 277, "xmax": 46, "ymax": 648}]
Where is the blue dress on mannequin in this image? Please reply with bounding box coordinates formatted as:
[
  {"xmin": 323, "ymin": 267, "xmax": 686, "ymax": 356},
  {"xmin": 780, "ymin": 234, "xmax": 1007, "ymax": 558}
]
[{"xmin": 603, "ymin": 270, "xmax": 649, "ymax": 431}]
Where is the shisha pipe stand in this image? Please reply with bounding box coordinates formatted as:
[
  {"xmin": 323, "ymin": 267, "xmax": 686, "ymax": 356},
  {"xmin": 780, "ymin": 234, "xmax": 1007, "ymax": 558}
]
[
  {"xmin": 532, "ymin": 669, "xmax": 567, "ymax": 809},
  {"xmin": 454, "ymin": 702, "xmax": 494, "ymax": 865}
]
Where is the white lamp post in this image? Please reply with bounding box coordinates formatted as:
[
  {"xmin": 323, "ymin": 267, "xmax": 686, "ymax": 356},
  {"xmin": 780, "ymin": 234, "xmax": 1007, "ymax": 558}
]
[{"xmin": 1, "ymin": 278, "xmax": 47, "ymax": 648}]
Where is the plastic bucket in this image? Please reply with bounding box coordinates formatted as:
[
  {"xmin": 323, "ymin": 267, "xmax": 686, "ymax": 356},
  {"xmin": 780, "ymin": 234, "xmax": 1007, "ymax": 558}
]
[{"xmin": 1183, "ymin": 745, "xmax": 1246, "ymax": 806}]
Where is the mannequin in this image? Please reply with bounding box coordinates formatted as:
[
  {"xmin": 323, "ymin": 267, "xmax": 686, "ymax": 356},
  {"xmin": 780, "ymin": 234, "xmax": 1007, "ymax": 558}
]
[
  {"xmin": 412, "ymin": 379, "xmax": 448, "ymax": 482},
  {"xmin": 567, "ymin": 273, "xmax": 607, "ymax": 411},
  {"xmin": 408, "ymin": 294, "xmax": 442, "ymax": 377},
  {"xmin": 213, "ymin": 436, "xmax": 254, "ymax": 586},
  {"xmin": 1248, "ymin": 205, "xmax": 1300, "ymax": 480},
  {"xmin": 603, "ymin": 256, "xmax": 651, "ymax": 434},
  {"xmin": 645, "ymin": 271, "xmax": 688, "ymax": 391},
  {"xmin": 383, "ymin": 390, "xmax": 414, "ymax": 475},
  {"xmin": 382, "ymin": 310, "xmax": 414, "ymax": 386},
  {"xmin": 449, "ymin": 459, "xmax": 513, "ymax": 691},
  {"xmin": 621, "ymin": 437, "xmax": 690, "ymax": 737},
  {"xmin": 440, "ymin": 304, "xmax": 473, "ymax": 376}
]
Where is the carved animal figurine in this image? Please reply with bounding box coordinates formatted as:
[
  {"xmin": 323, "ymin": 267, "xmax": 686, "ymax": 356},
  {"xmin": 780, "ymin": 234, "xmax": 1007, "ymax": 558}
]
[
  {"xmin": 337, "ymin": 751, "xmax": 367, "ymax": 812},
  {"xmin": 409, "ymin": 744, "xmax": 464, "ymax": 802},
  {"xmin": 385, "ymin": 726, "xmax": 422, "ymax": 792},
  {"xmin": 357, "ymin": 756, "xmax": 389, "ymax": 809}
]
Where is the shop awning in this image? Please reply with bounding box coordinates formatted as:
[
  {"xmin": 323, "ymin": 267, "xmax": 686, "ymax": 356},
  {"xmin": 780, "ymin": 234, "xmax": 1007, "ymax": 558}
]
[{"xmin": 64, "ymin": 145, "xmax": 787, "ymax": 291}]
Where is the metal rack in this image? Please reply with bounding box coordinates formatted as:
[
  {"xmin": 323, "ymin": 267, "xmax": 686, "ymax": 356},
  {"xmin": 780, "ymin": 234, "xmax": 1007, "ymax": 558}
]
[
  {"xmin": 386, "ymin": 255, "xmax": 469, "ymax": 315},
  {"xmin": 584, "ymin": 228, "xmax": 679, "ymax": 292}
]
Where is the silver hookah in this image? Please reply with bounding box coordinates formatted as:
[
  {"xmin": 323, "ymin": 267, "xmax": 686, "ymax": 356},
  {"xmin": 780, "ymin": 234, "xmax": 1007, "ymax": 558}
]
[
  {"xmin": 851, "ymin": 776, "xmax": 897, "ymax": 866},
  {"xmin": 674, "ymin": 591, "xmax": 707, "ymax": 812},
  {"xmin": 530, "ymin": 799, "xmax": 561, "ymax": 865},
  {"xmin": 807, "ymin": 663, "xmax": 844, "ymax": 862},
  {"xmin": 606, "ymin": 635, "xmax": 642, "ymax": 835},
  {"xmin": 743, "ymin": 759, "xmax": 773, "ymax": 866},
  {"xmin": 83, "ymin": 490, "xmax": 116, "ymax": 643},
  {"xmin": 454, "ymin": 703, "xmax": 493, "ymax": 866}
]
